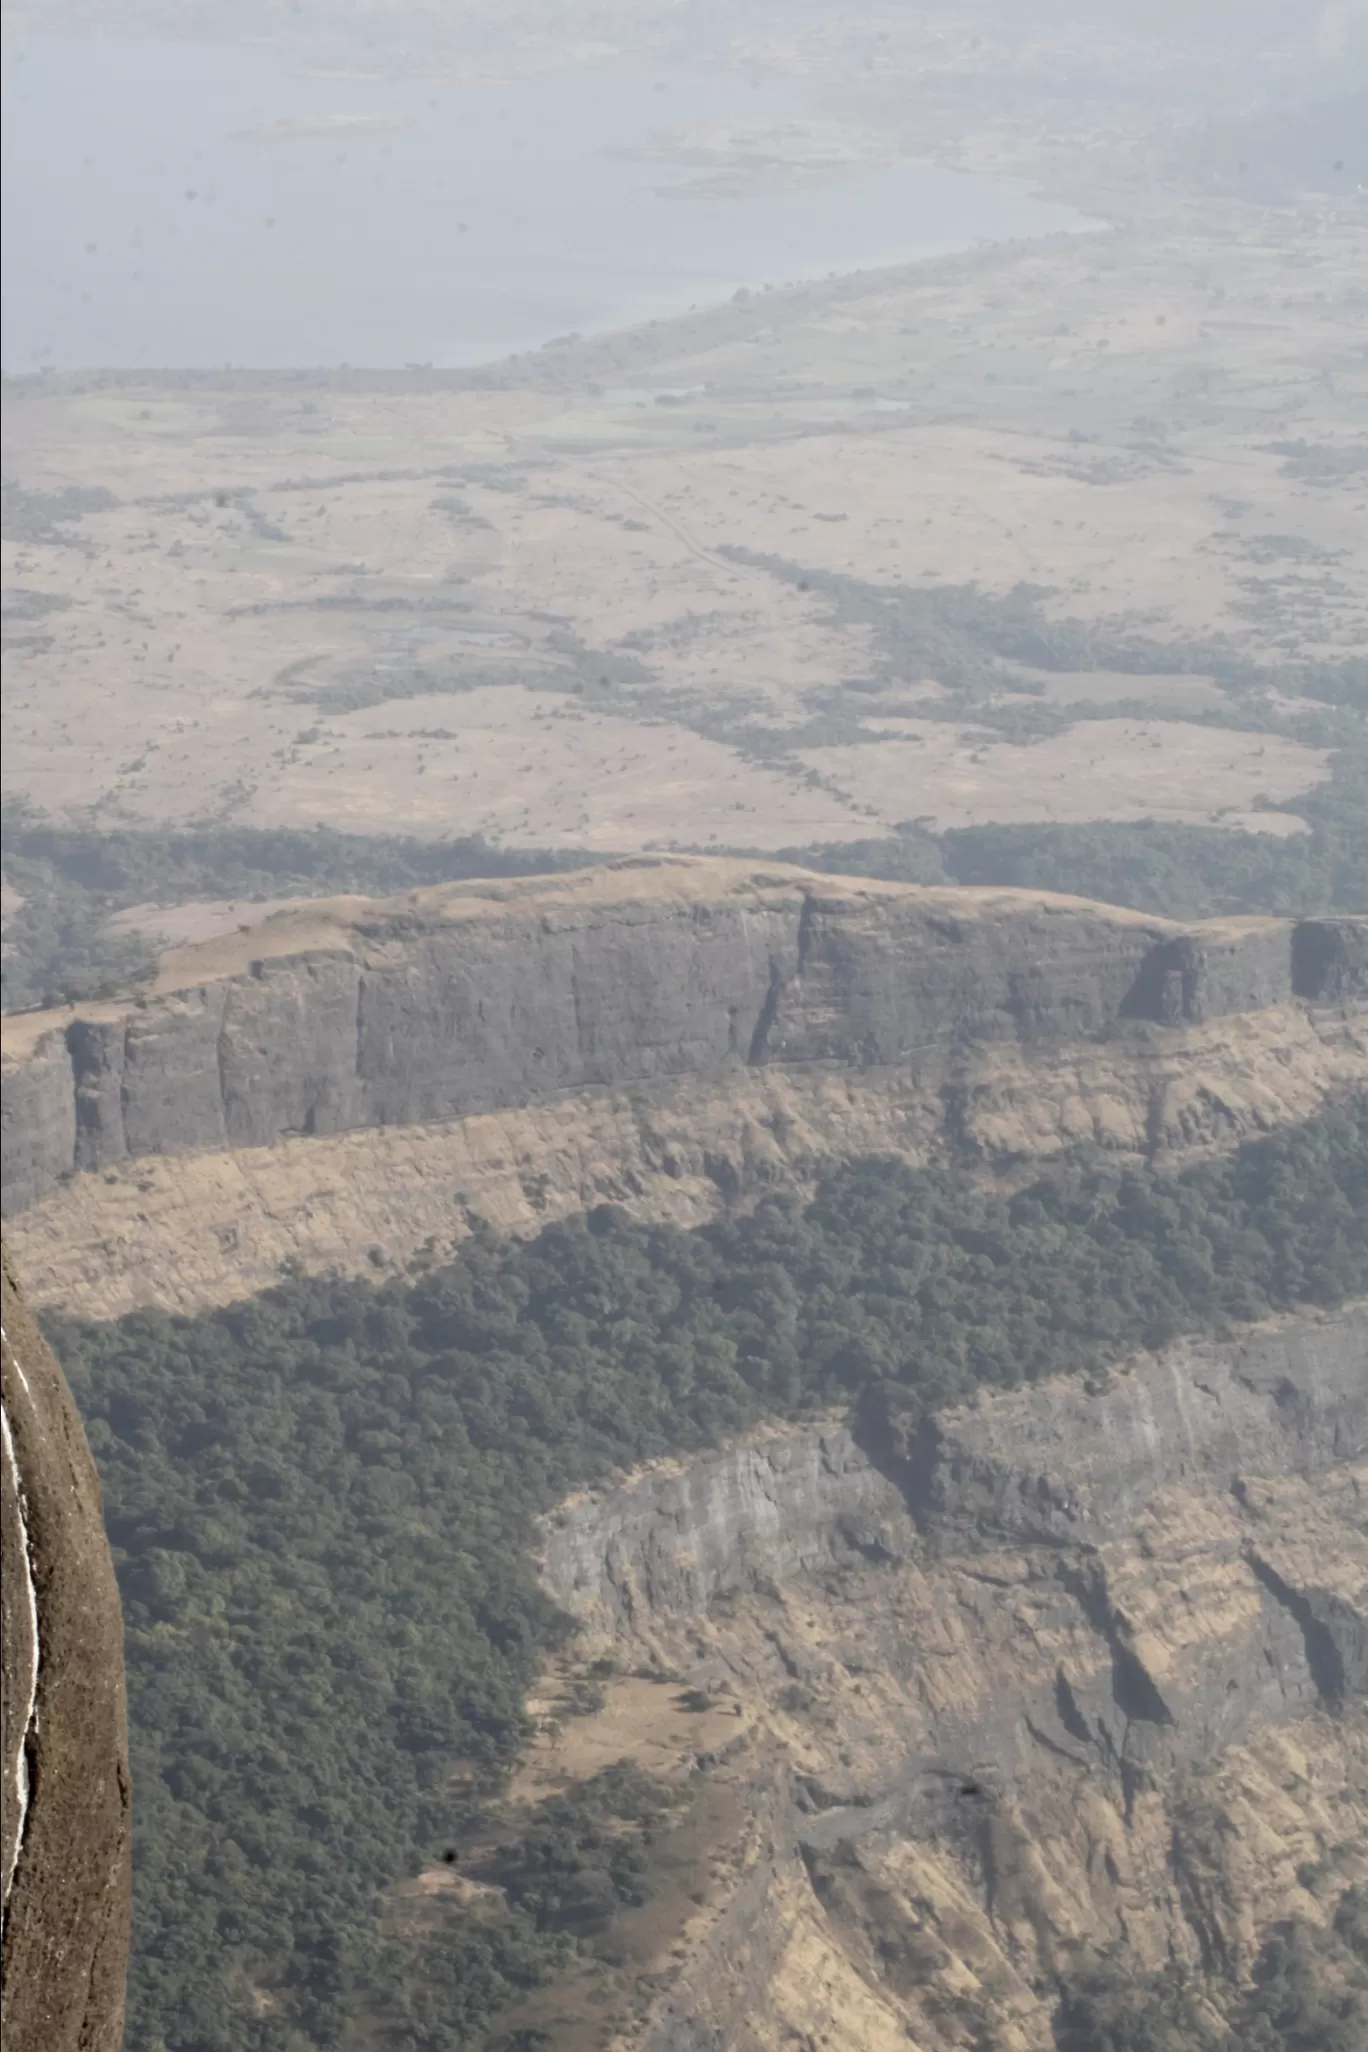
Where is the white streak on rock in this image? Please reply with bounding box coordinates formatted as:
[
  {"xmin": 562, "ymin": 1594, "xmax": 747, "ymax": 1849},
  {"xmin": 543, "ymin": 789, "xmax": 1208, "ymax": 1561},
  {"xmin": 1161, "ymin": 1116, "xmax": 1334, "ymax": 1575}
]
[
  {"xmin": 2, "ymin": 1320, "xmax": 34, "ymax": 1401},
  {"xmin": 1, "ymin": 1348, "xmax": 42, "ymax": 1922}
]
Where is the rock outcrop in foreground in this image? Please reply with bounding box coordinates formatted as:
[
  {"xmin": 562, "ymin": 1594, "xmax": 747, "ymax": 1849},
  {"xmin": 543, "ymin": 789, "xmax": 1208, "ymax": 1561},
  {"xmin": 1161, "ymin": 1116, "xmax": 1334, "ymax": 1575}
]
[
  {"xmin": 530, "ymin": 1305, "xmax": 1368, "ymax": 2052},
  {"xmin": 1, "ymin": 1248, "xmax": 131, "ymax": 2051},
  {"xmin": 4, "ymin": 857, "xmax": 1365, "ymax": 1218}
]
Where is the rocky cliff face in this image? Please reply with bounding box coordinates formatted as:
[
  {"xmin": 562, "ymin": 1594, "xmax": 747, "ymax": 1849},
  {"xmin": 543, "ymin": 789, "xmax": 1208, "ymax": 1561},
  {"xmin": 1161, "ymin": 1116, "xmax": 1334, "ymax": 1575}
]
[
  {"xmin": 4, "ymin": 858, "xmax": 1364, "ymax": 1219},
  {"xmin": 1, "ymin": 1247, "xmax": 131, "ymax": 2052},
  {"xmin": 543, "ymin": 1307, "xmax": 1367, "ymax": 1736},
  {"xmin": 9, "ymin": 997, "xmax": 1367, "ymax": 1323},
  {"xmin": 534, "ymin": 1305, "xmax": 1368, "ymax": 2052}
]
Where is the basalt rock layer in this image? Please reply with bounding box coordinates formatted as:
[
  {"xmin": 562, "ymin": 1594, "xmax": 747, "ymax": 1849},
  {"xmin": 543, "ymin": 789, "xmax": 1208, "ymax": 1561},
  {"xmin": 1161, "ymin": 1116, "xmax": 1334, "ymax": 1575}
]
[
  {"xmin": 531, "ymin": 1305, "xmax": 1368, "ymax": 2052},
  {"xmin": 3, "ymin": 858, "xmax": 1365, "ymax": 1221},
  {"xmin": 1, "ymin": 1246, "xmax": 131, "ymax": 2052}
]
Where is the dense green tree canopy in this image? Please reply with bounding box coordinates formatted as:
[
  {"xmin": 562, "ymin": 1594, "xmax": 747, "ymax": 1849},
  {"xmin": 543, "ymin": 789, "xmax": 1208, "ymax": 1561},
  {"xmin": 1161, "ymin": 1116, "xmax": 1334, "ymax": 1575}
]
[{"xmin": 46, "ymin": 1103, "xmax": 1368, "ymax": 2051}]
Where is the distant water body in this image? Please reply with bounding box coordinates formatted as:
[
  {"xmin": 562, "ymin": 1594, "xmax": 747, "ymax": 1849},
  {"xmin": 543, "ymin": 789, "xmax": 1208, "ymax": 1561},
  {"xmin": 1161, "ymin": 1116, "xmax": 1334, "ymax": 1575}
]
[{"xmin": 1, "ymin": 36, "xmax": 1098, "ymax": 371}]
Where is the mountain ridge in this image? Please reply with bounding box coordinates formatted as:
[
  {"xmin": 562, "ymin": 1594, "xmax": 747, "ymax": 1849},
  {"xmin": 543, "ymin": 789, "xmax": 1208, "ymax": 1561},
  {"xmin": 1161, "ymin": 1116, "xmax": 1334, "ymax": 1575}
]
[{"xmin": 4, "ymin": 856, "xmax": 1365, "ymax": 1222}]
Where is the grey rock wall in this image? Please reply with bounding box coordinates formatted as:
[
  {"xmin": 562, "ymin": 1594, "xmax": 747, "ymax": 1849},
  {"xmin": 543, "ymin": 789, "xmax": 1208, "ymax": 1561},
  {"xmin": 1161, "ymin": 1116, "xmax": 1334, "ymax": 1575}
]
[
  {"xmin": 540, "ymin": 1306, "xmax": 1368, "ymax": 1635},
  {"xmin": 1121, "ymin": 924, "xmax": 1296, "ymax": 1024},
  {"xmin": 903, "ymin": 1310, "xmax": 1368, "ymax": 1548},
  {"xmin": 3, "ymin": 868, "xmax": 1364, "ymax": 1217},
  {"xmin": 3, "ymin": 1033, "xmax": 77, "ymax": 1214},
  {"xmin": 541, "ymin": 1429, "xmax": 910, "ymax": 1635},
  {"xmin": 1294, "ymin": 916, "xmax": 1368, "ymax": 1002}
]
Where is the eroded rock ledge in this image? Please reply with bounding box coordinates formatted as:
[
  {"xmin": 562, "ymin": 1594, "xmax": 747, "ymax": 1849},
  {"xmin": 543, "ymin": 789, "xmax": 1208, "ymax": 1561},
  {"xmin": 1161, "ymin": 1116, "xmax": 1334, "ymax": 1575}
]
[
  {"xmin": 3, "ymin": 857, "xmax": 1364, "ymax": 1218},
  {"xmin": 537, "ymin": 1306, "xmax": 1367, "ymax": 2052},
  {"xmin": 542, "ymin": 1304, "xmax": 1367, "ymax": 1673}
]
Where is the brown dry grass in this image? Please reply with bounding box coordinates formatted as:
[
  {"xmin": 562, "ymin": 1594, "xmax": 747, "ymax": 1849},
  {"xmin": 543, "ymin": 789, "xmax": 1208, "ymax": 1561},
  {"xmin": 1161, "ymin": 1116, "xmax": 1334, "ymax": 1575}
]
[
  {"xmin": 106, "ymin": 895, "xmax": 315, "ymax": 947},
  {"xmin": 235, "ymin": 684, "xmax": 875, "ymax": 847},
  {"xmin": 509, "ymin": 1673, "xmax": 753, "ymax": 1804},
  {"xmin": 799, "ymin": 716, "xmax": 1329, "ymax": 833},
  {"xmin": 5, "ymin": 196, "xmax": 1363, "ymax": 857}
]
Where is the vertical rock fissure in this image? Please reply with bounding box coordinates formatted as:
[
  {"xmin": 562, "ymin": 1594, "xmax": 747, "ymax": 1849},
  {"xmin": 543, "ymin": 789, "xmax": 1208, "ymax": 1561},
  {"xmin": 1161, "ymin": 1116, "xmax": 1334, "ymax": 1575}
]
[
  {"xmin": 1053, "ymin": 1666, "xmax": 1095, "ymax": 1746},
  {"xmin": 1245, "ymin": 1551, "xmax": 1347, "ymax": 1710},
  {"xmin": 850, "ymin": 1399, "xmax": 943, "ymax": 1530},
  {"xmin": 353, "ymin": 971, "xmax": 368, "ymax": 1097},
  {"xmin": 748, "ymin": 896, "xmax": 817, "ymax": 1067},
  {"xmin": 746, "ymin": 964, "xmax": 785, "ymax": 1067},
  {"xmin": 215, "ymin": 999, "xmax": 233, "ymax": 1136},
  {"xmin": 1059, "ymin": 1562, "xmax": 1175, "ymax": 1727},
  {"xmin": 794, "ymin": 891, "xmax": 818, "ymax": 976},
  {"xmin": 569, "ymin": 961, "xmax": 587, "ymax": 1074},
  {"xmin": 116, "ymin": 1020, "xmax": 134, "ymax": 1155}
]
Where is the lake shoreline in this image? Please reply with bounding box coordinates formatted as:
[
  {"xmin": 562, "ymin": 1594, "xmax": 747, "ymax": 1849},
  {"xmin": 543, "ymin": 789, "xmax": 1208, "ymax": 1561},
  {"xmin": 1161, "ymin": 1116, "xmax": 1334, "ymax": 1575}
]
[{"xmin": 2, "ymin": 35, "xmax": 1096, "ymax": 373}]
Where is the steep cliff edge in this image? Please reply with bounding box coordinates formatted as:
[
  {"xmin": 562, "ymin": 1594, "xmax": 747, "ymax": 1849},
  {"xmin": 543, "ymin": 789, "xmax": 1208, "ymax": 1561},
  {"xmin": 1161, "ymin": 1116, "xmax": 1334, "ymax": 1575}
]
[
  {"xmin": 1, "ymin": 1247, "xmax": 131, "ymax": 2052},
  {"xmin": 4, "ymin": 860, "xmax": 1365, "ymax": 1322},
  {"xmin": 4, "ymin": 857, "xmax": 1365, "ymax": 1220},
  {"xmin": 10, "ymin": 998, "xmax": 1364, "ymax": 1322},
  {"xmin": 527, "ymin": 1306, "xmax": 1368, "ymax": 2052}
]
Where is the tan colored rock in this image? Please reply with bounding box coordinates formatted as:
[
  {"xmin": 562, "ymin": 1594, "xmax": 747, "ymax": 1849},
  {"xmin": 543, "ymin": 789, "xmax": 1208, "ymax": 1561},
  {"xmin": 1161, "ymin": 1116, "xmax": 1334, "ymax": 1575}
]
[
  {"xmin": 1, "ymin": 1246, "xmax": 131, "ymax": 2052},
  {"xmin": 526, "ymin": 1306, "xmax": 1368, "ymax": 2052},
  {"xmin": 6, "ymin": 999, "xmax": 1364, "ymax": 1322}
]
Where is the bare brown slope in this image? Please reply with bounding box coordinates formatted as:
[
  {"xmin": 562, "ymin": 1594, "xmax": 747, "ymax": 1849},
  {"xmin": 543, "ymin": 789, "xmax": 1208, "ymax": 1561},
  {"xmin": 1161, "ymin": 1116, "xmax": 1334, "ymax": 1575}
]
[
  {"xmin": 491, "ymin": 1306, "xmax": 1368, "ymax": 2052},
  {"xmin": 7, "ymin": 999, "xmax": 1366, "ymax": 1323},
  {"xmin": 1, "ymin": 1246, "xmax": 131, "ymax": 2052}
]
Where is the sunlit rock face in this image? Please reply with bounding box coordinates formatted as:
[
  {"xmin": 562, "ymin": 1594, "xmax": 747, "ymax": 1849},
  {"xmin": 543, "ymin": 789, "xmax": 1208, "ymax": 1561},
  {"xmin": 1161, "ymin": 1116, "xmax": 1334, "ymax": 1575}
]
[
  {"xmin": 539, "ymin": 1304, "xmax": 1368, "ymax": 2052},
  {"xmin": 2, "ymin": 1246, "xmax": 131, "ymax": 2052},
  {"xmin": 4, "ymin": 857, "xmax": 1365, "ymax": 1218}
]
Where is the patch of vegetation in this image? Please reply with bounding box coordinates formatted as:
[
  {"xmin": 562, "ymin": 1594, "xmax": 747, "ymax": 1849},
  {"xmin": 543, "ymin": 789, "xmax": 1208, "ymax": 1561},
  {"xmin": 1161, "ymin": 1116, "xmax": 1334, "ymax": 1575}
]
[
  {"xmin": 2, "ymin": 585, "xmax": 73, "ymax": 622},
  {"xmin": 431, "ymin": 493, "xmax": 495, "ymax": 532},
  {"xmin": 46, "ymin": 1104, "xmax": 1368, "ymax": 2051},
  {"xmin": 1234, "ymin": 534, "xmax": 1341, "ymax": 567},
  {"xmin": 0, "ymin": 886, "xmax": 160, "ymax": 1014},
  {"xmin": 776, "ymin": 725, "xmax": 1366, "ymax": 921},
  {"xmin": 481, "ymin": 1765, "xmax": 673, "ymax": 1936},
  {"xmin": 949, "ymin": 732, "xmax": 1363, "ymax": 918},
  {"xmin": 937, "ymin": 814, "xmax": 1354, "ymax": 920},
  {"xmin": 1265, "ymin": 440, "xmax": 1368, "ymax": 489},
  {"xmin": 298, "ymin": 627, "xmax": 653, "ymax": 716},
  {"xmin": 1056, "ymin": 1884, "xmax": 1368, "ymax": 2050},
  {"xmin": 0, "ymin": 807, "xmax": 598, "ymax": 1012},
  {"xmin": 775, "ymin": 828, "xmax": 950, "ymax": 888},
  {"xmin": 1, "ymin": 478, "xmax": 119, "ymax": 546},
  {"xmin": 291, "ymin": 664, "xmax": 496, "ymax": 715},
  {"xmin": 722, "ymin": 546, "xmax": 1367, "ymax": 720},
  {"xmin": 379, "ymin": 1765, "xmax": 674, "ymax": 2052}
]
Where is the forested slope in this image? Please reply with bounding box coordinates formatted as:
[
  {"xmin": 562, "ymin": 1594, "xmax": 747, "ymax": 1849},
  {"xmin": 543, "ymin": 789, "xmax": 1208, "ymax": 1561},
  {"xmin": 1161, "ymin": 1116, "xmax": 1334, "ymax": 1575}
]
[{"xmin": 43, "ymin": 1101, "xmax": 1368, "ymax": 2052}]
